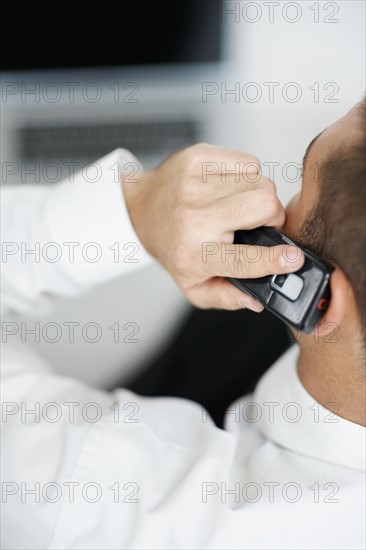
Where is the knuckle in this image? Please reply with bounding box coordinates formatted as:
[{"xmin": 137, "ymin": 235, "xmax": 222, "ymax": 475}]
[
  {"xmin": 238, "ymin": 151, "xmax": 260, "ymax": 164},
  {"xmin": 188, "ymin": 156, "xmax": 204, "ymax": 178},
  {"xmin": 261, "ymin": 189, "xmax": 281, "ymax": 217},
  {"xmin": 260, "ymin": 177, "xmax": 277, "ymax": 192},
  {"xmin": 190, "ymin": 142, "xmax": 209, "ymax": 151},
  {"xmin": 231, "ymin": 257, "xmax": 248, "ymax": 279},
  {"xmin": 183, "ymin": 143, "xmax": 209, "ymax": 174},
  {"xmin": 194, "ymin": 142, "xmax": 210, "ymax": 151},
  {"xmin": 242, "ymin": 158, "xmax": 261, "ymax": 179},
  {"xmin": 276, "ymin": 208, "xmax": 286, "ymax": 226},
  {"xmin": 247, "ymin": 154, "xmax": 261, "ymax": 168},
  {"xmin": 241, "ymin": 154, "xmax": 261, "ymax": 173}
]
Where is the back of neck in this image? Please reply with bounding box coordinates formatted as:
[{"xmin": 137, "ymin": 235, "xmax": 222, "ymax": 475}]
[{"xmin": 297, "ymin": 343, "xmax": 366, "ymax": 426}]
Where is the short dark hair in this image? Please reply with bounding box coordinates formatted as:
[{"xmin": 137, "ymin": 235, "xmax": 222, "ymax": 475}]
[{"xmin": 299, "ymin": 99, "xmax": 366, "ymax": 334}]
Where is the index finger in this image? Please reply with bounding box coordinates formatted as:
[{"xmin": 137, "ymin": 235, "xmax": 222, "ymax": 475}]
[{"xmin": 201, "ymin": 243, "xmax": 305, "ymax": 279}]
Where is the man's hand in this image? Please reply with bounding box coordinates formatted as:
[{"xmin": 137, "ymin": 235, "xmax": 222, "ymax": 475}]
[{"xmin": 122, "ymin": 144, "xmax": 304, "ymax": 311}]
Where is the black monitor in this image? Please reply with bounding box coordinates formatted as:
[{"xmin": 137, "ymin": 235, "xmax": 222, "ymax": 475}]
[{"xmin": 1, "ymin": 1, "xmax": 223, "ymax": 71}]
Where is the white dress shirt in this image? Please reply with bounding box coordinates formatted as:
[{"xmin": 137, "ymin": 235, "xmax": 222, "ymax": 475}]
[{"xmin": 1, "ymin": 150, "xmax": 365, "ymax": 550}]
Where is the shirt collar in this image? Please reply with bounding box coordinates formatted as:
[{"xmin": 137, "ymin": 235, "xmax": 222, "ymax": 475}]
[{"xmin": 253, "ymin": 344, "xmax": 366, "ymax": 472}]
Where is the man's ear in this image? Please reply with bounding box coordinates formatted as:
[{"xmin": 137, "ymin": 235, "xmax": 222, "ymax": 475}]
[{"xmin": 315, "ymin": 267, "xmax": 351, "ymax": 339}]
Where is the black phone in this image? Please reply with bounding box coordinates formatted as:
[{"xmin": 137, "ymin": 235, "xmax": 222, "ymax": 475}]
[{"xmin": 229, "ymin": 227, "xmax": 334, "ymax": 332}]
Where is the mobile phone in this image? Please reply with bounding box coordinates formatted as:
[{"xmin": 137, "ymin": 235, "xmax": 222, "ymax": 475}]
[{"xmin": 229, "ymin": 227, "xmax": 334, "ymax": 332}]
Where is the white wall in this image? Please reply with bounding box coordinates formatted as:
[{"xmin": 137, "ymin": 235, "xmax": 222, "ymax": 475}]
[{"xmin": 221, "ymin": 0, "xmax": 365, "ymax": 204}]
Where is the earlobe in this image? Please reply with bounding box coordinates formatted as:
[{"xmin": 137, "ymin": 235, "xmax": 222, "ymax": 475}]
[{"xmin": 314, "ymin": 268, "xmax": 351, "ymax": 339}]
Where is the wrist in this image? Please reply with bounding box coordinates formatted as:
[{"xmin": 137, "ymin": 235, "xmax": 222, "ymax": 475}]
[{"xmin": 120, "ymin": 170, "xmax": 154, "ymax": 257}]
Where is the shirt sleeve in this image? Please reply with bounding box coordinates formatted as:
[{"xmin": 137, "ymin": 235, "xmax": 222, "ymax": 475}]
[
  {"xmin": 0, "ymin": 148, "xmax": 153, "ymax": 318},
  {"xmin": 0, "ymin": 148, "xmax": 225, "ymax": 549},
  {"xmin": 0, "ymin": 335, "xmax": 224, "ymax": 550}
]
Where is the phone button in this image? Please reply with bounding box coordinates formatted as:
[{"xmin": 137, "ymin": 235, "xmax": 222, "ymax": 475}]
[{"xmin": 270, "ymin": 273, "xmax": 304, "ymax": 301}]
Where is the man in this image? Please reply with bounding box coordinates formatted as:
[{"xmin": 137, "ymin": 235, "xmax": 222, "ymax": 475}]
[{"xmin": 1, "ymin": 100, "xmax": 365, "ymax": 549}]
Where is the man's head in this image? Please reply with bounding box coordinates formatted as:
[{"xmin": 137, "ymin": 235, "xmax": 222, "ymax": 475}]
[{"xmin": 284, "ymin": 99, "xmax": 366, "ymax": 351}]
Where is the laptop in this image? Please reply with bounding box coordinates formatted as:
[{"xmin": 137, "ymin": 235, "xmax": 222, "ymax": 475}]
[
  {"xmin": 1, "ymin": 1, "xmax": 229, "ymax": 180},
  {"xmin": 0, "ymin": 1, "xmax": 238, "ymax": 387}
]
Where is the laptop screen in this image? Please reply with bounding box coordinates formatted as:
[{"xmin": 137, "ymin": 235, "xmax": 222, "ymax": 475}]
[{"xmin": 2, "ymin": 1, "xmax": 223, "ymax": 71}]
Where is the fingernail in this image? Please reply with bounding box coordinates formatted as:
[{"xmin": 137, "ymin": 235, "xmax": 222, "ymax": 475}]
[{"xmin": 280, "ymin": 245, "xmax": 304, "ymax": 270}]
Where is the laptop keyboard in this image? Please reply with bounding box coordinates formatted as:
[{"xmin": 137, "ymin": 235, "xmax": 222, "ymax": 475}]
[{"xmin": 18, "ymin": 120, "xmax": 200, "ymax": 165}]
